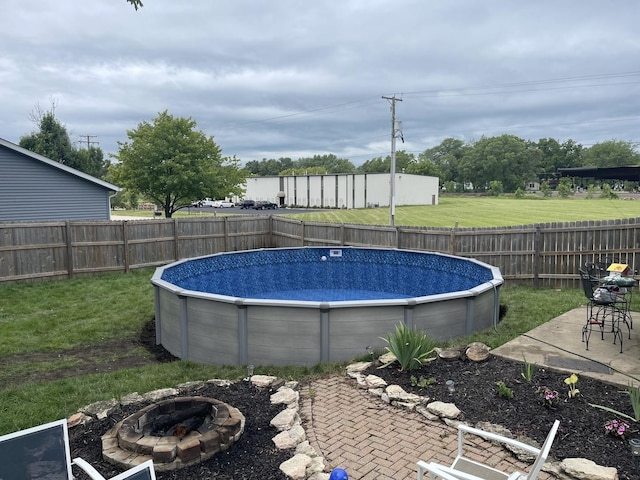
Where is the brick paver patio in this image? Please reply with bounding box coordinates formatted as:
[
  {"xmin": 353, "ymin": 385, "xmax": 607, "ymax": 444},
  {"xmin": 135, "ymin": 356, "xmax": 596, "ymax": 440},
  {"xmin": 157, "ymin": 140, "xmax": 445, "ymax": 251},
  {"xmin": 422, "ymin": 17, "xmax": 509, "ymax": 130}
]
[{"xmin": 300, "ymin": 376, "xmax": 553, "ymax": 480}]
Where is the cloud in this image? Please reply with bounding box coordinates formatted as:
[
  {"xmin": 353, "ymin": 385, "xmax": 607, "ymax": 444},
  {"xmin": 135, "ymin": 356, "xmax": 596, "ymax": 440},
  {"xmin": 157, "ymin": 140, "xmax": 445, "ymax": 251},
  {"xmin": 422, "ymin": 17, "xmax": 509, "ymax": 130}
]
[{"xmin": 2, "ymin": 0, "xmax": 640, "ymax": 165}]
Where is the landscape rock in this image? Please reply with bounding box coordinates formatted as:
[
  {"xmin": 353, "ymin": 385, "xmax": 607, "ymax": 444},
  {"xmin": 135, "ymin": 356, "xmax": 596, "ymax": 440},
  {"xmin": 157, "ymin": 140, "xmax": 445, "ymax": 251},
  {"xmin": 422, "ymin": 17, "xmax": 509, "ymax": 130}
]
[
  {"xmin": 385, "ymin": 384, "xmax": 422, "ymax": 404},
  {"xmin": 306, "ymin": 456, "xmax": 325, "ymax": 476},
  {"xmin": 364, "ymin": 374, "xmax": 387, "ymax": 389},
  {"xmin": 438, "ymin": 348, "xmax": 461, "ymax": 361},
  {"xmin": 272, "ymin": 425, "xmax": 306, "ymax": 450},
  {"xmin": 355, "ymin": 374, "xmax": 369, "ymax": 389},
  {"xmin": 271, "ymin": 387, "xmax": 299, "ymax": 406},
  {"xmin": 142, "ymin": 388, "xmax": 178, "ymax": 402},
  {"xmin": 294, "ymin": 441, "xmax": 317, "ymax": 457},
  {"xmin": 176, "ymin": 380, "xmax": 206, "ymax": 392},
  {"xmin": 378, "ymin": 352, "xmax": 396, "ymax": 366},
  {"xmin": 120, "ymin": 392, "xmax": 144, "ymax": 406},
  {"xmin": 415, "ymin": 404, "xmax": 439, "ymax": 421},
  {"xmin": 466, "ymin": 343, "xmax": 491, "ymax": 362},
  {"xmin": 79, "ymin": 399, "xmax": 119, "ymax": 420},
  {"xmin": 251, "ymin": 375, "xmax": 278, "ymax": 388},
  {"xmin": 308, "ymin": 473, "xmax": 330, "ymax": 480},
  {"xmin": 280, "ymin": 454, "xmax": 312, "ymax": 480},
  {"xmin": 426, "ymin": 401, "xmax": 461, "ymax": 419},
  {"xmin": 270, "ymin": 408, "xmax": 300, "ymax": 431},
  {"xmin": 560, "ymin": 458, "xmax": 618, "ymax": 480},
  {"xmin": 346, "ymin": 362, "xmax": 372, "ymax": 376},
  {"xmin": 368, "ymin": 387, "xmax": 384, "ymax": 398},
  {"xmin": 67, "ymin": 412, "xmax": 91, "ymax": 428}
]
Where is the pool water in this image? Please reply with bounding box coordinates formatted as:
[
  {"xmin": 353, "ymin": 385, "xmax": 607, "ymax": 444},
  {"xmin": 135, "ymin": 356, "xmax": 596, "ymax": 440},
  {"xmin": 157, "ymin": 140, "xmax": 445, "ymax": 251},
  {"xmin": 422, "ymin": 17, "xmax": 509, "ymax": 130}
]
[{"xmin": 162, "ymin": 247, "xmax": 493, "ymax": 302}]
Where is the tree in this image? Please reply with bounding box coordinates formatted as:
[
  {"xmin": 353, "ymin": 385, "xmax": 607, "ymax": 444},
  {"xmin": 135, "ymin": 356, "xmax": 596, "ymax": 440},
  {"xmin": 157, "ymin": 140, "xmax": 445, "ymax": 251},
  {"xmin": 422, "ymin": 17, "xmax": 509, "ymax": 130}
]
[
  {"xmin": 20, "ymin": 111, "xmax": 75, "ymax": 165},
  {"xmin": 583, "ymin": 140, "xmax": 640, "ymax": 167},
  {"xmin": 536, "ymin": 138, "xmax": 584, "ymax": 175},
  {"xmin": 357, "ymin": 150, "xmax": 414, "ymax": 174},
  {"xmin": 417, "ymin": 138, "xmax": 467, "ymax": 183},
  {"xmin": 296, "ymin": 154, "xmax": 355, "ymax": 174},
  {"xmin": 458, "ymin": 135, "xmax": 538, "ymax": 192},
  {"xmin": 556, "ymin": 177, "xmax": 573, "ymax": 198},
  {"xmin": 357, "ymin": 156, "xmax": 388, "ymax": 173},
  {"xmin": 245, "ymin": 158, "xmax": 294, "ymax": 176},
  {"xmin": 126, "ymin": 0, "xmax": 143, "ymax": 9},
  {"xmin": 111, "ymin": 111, "xmax": 240, "ymax": 218},
  {"xmin": 279, "ymin": 166, "xmax": 327, "ymax": 175},
  {"xmin": 71, "ymin": 146, "xmax": 109, "ymax": 179},
  {"xmin": 20, "ymin": 110, "xmax": 108, "ymax": 179}
]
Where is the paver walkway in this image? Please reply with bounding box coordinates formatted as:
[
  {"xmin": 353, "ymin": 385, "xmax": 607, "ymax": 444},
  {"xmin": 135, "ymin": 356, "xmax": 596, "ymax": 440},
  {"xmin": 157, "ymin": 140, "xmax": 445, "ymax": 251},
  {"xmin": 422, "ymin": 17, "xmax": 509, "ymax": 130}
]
[{"xmin": 300, "ymin": 376, "xmax": 553, "ymax": 480}]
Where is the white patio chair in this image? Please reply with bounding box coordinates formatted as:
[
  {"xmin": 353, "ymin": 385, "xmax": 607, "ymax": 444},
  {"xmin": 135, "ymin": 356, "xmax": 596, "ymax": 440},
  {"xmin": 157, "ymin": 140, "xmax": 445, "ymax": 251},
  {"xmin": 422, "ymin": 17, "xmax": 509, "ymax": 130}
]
[
  {"xmin": 417, "ymin": 419, "xmax": 560, "ymax": 480},
  {"xmin": 0, "ymin": 419, "xmax": 156, "ymax": 480}
]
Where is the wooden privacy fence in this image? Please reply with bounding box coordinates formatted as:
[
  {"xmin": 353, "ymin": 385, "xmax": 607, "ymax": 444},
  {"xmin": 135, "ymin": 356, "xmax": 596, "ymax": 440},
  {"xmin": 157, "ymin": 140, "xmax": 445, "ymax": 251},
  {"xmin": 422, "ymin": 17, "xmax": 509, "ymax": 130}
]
[{"xmin": 1, "ymin": 215, "xmax": 639, "ymax": 287}]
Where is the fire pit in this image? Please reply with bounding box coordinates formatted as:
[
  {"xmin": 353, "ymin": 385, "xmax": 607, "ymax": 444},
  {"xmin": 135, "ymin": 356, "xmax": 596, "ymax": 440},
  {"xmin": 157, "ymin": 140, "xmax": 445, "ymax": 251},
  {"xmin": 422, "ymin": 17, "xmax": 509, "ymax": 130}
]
[{"xmin": 102, "ymin": 396, "xmax": 245, "ymax": 472}]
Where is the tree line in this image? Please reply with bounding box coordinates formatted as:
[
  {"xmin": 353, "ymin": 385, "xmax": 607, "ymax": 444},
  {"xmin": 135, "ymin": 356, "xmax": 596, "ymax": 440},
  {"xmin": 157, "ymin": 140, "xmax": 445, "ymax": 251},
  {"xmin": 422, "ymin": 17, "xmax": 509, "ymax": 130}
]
[
  {"xmin": 246, "ymin": 135, "xmax": 640, "ymax": 193},
  {"xmin": 18, "ymin": 108, "xmax": 640, "ymax": 218}
]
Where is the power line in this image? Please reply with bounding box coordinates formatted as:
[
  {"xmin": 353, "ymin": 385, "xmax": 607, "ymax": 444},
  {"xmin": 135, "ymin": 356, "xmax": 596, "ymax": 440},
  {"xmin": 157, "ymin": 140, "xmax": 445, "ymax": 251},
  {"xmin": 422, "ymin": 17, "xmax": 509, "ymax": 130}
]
[{"xmin": 78, "ymin": 134, "xmax": 99, "ymax": 149}]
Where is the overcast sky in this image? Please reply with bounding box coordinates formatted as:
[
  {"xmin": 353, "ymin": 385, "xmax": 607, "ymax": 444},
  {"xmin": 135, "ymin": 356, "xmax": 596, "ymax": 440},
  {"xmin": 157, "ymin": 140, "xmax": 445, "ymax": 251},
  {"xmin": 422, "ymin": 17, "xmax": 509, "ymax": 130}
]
[{"xmin": 2, "ymin": 1, "xmax": 640, "ymax": 166}]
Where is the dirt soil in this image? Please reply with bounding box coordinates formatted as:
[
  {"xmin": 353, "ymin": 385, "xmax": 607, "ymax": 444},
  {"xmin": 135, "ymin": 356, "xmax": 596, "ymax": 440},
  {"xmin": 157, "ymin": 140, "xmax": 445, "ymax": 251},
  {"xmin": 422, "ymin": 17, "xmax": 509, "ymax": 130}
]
[
  {"xmin": 368, "ymin": 354, "xmax": 637, "ymax": 479},
  {"xmin": 20, "ymin": 321, "xmax": 638, "ymax": 479}
]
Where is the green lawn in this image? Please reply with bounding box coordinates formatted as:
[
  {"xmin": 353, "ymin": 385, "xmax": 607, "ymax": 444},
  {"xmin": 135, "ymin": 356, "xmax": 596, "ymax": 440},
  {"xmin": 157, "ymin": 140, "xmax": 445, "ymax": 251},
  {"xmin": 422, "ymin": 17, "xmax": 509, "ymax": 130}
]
[{"xmin": 282, "ymin": 196, "xmax": 640, "ymax": 227}]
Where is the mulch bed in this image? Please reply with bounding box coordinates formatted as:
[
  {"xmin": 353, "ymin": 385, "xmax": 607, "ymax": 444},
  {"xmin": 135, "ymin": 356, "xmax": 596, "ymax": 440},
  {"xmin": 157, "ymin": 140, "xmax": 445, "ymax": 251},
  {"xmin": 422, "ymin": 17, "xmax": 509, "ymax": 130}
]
[
  {"xmin": 69, "ymin": 381, "xmax": 291, "ymax": 480},
  {"xmin": 368, "ymin": 354, "xmax": 637, "ymax": 479}
]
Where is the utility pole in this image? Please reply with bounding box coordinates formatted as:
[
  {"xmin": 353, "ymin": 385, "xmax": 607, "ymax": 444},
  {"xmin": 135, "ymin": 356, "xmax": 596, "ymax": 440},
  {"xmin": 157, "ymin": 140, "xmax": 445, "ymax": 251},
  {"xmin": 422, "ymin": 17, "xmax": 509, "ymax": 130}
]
[
  {"xmin": 382, "ymin": 95, "xmax": 402, "ymax": 226},
  {"xmin": 78, "ymin": 135, "xmax": 99, "ymax": 149}
]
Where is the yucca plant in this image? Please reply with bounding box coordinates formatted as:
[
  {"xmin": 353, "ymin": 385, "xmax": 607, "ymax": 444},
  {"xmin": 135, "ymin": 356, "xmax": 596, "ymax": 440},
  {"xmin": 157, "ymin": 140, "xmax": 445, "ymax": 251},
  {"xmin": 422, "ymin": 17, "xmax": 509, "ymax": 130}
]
[{"xmin": 380, "ymin": 323, "xmax": 437, "ymax": 371}]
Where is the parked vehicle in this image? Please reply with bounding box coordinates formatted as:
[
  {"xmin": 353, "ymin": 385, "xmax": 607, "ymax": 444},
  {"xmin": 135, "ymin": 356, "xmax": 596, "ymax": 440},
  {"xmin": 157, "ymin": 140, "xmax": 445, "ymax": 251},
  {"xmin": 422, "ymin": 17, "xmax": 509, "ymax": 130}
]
[
  {"xmin": 196, "ymin": 198, "xmax": 216, "ymax": 207},
  {"xmin": 239, "ymin": 200, "xmax": 256, "ymax": 209},
  {"xmin": 253, "ymin": 201, "xmax": 278, "ymax": 210},
  {"xmin": 213, "ymin": 200, "xmax": 235, "ymax": 208}
]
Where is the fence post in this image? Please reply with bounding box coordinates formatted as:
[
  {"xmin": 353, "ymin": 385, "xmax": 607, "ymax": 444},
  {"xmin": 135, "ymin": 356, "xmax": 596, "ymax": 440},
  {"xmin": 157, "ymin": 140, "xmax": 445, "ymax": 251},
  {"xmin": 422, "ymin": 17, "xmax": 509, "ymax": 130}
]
[
  {"xmin": 173, "ymin": 218, "xmax": 180, "ymax": 261},
  {"xmin": 449, "ymin": 227, "xmax": 457, "ymax": 255},
  {"xmin": 224, "ymin": 217, "xmax": 230, "ymax": 252},
  {"xmin": 533, "ymin": 224, "xmax": 541, "ymax": 288},
  {"xmin": 301, "ymin": 221, "xmax": 305, "ymax": 246},
  {"xmin": 122, "ymin": 221, "xmax": 130, "ymax": 273},
  {"xmin": 65, "ymin": 221, "xmax": 74, "ymax": 278}
]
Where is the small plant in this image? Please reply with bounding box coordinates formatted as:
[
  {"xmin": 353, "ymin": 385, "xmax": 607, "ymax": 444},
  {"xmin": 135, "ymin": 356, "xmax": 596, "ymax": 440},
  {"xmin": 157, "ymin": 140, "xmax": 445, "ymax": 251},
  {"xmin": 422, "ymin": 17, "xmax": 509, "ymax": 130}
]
[
  {"xmin": 564, "ymin": 373, "xmax": 580, "ymax": 398},
  {"xmin": 536, "ymin": 386, "xmax": 560, "ymax": 408},
  {"xmin": 495, "ymin": 381, "xmax": 514, "ymax": 399},
  {"xmin": 380, "ymin": 323, "xmax": 437, "ymax": 371},
  {"xmin": 410, "ymin": 375, "xmax": 436, "ymax": 388},
  {"xmin": 521, "ymin": 355, "xmax": 536, "ymax": 382},
  {"xmin": 604, "ymin": 419, "xmax": 631, "ymax": 439}
]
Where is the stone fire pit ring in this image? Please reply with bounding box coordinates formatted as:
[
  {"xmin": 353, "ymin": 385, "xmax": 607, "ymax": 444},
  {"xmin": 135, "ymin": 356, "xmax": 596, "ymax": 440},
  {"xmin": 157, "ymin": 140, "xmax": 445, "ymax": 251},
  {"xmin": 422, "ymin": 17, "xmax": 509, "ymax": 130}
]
[{"xmin": 102, "ymin": 396, "xmax": 245, "ymax": 472}]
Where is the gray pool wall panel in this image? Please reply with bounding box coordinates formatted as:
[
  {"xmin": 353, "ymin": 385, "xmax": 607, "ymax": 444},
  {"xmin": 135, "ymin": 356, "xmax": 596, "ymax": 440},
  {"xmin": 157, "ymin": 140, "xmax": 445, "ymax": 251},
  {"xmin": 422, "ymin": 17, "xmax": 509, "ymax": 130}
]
[{"xmin": 152, "ymin": 247, "xmax": 503, "ymax": 366}]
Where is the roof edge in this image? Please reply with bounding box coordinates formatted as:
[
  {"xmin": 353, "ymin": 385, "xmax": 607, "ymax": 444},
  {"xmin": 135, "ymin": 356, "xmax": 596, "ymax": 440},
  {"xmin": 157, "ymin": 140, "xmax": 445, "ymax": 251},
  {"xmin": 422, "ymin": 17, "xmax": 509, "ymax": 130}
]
[{"xmin": 0, "ymin": 137, "xmax": 121, "ymax": 192}]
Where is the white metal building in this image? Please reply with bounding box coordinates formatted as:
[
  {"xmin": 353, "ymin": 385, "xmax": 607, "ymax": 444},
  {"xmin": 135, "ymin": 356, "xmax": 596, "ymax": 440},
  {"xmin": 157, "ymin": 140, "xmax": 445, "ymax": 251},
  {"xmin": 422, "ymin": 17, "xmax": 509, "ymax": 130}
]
[{"xmin": 241, "ymin": 173, "xmax": 439, "ymax": 208}]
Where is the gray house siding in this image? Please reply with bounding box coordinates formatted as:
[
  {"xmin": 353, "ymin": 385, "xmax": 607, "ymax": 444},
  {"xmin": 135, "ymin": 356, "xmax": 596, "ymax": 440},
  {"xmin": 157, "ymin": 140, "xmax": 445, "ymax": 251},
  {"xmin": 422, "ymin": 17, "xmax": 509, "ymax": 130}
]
[{"xmin": 0, "ymin": 140, "xmax": 119, "ymax": 222}]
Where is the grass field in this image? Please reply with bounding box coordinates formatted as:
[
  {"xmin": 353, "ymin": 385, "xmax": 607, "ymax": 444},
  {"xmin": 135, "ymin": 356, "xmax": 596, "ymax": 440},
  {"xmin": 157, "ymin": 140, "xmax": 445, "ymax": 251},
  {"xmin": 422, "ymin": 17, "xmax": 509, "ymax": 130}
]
[
  {"xmin": 112, "ymin": 195, "xmax": 640, "ymax": 228},
  {"xmin": 281, "ymin": 195, "xmax": 640, "ymax": 227}
]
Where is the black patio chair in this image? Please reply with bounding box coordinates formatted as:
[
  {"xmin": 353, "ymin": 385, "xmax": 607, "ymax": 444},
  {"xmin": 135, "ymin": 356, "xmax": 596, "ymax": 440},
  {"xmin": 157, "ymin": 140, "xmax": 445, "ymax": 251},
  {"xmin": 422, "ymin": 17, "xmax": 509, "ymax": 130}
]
[{"xmin": 578, "ymin": 268, "xmax": 624, "ymax": 352}]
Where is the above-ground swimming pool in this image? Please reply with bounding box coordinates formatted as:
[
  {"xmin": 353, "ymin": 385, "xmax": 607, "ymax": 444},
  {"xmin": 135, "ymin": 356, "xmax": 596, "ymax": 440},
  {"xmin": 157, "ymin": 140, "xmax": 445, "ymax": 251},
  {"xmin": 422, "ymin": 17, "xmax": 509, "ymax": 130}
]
[{"xmin": 152, "ymin": 247, "xmax": 504, "ymax": 366}]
